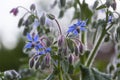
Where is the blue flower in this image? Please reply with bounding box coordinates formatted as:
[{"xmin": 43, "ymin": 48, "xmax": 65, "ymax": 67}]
[
  {"xmin": 37, "ymin": 47, "xmax": 51, "ymax": 55},
  {"xmin": 67, "ymin": 20, "xmax": 87, "ymax": 35},
  {"xmin": 24, "ymin": 33, "xmax": 43, "ymax": 50}
]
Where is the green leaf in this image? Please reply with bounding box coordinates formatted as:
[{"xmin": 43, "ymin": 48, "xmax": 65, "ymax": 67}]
[
  {"xmin": 46, "ymin": 14, "xmax": 55, "ymax": 20},
  {"xmin": 66, "ymin": 38, "xmax": 74, "ymax": 53},
  {"xmin": 80, "ymin": 64, "xmax": 112, "ymax": 80},
  {"xmin": 18, "ymin": 17, "xmax": 24, "ymax": 28},
  {"xmin": 96, "ymin": 4, "xmax": 106, "ymax": 10}
]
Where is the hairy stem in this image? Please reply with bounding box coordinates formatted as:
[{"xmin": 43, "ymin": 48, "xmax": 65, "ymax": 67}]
[
  {"xmin": 55, "ymin": 19, "xmax": 62, "ymax": 35},
  {"xmin": 85, "ymin": 30, "xmax": 106, "ymax": 67}
]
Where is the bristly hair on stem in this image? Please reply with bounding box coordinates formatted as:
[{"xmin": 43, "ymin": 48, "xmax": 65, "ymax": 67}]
[{"xmin": 54, "ymin": 19, "xmax": 62, "ymax": 35}]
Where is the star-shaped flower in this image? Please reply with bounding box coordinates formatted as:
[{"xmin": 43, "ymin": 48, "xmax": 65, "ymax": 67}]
[
  {"xmin": 67, "ymin": 20, "xmax": 87, "ymax": 35},
  {"xmin": 24, "ymin": 33, "xmax": 43, "ymax": 50}
]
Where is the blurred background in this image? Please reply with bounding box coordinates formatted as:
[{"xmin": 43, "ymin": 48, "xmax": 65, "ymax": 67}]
[{"xmin": 0, "ymin": 0, "xmax": 120, "ymax": 72}]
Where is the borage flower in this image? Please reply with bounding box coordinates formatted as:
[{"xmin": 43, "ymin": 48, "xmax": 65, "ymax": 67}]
[
  {"xmin": 67, "ymin": 20, "xmax": 87, "ymax": 35},
  {"xmin": 24, "ymin": 33, "xmax": 43, "ymax": 51}
]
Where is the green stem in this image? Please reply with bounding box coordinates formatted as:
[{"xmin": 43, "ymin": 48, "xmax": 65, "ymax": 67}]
[
  {"xmin": 58, "ymin": 57, "xmax": 63, "ymax": 80},
  {"xmin": 81, "ymin": 31, "xmax": 86, "ymax": 44},
  {"xmin": 93, "ymin": 27, "xmax": 98, "ymax": 44},
  {"xmin": 55, "ymin": 19, "xmax": 62, "ymax": 35},
  {"xmin": 85, "ymin": 30, "xmax": 106, "ymax": 67}
]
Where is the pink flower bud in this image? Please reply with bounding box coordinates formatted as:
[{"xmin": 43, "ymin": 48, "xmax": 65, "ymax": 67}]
[
  {"xmin": 79, "ymin": 43, "xmax": 83, "ymax": 53},
  {"xmin": 44, "ymin": 54, "xmax": 51, "ymax": 67},
  {"xmin": 68, "ymin": 54, "xmax": 74, "ymax": 64},
  {"xmin": 10, "ymin": 8, "xmax": 19, "ymax": 16},
  {"xmin": 111, "ymin": 0, "xmax": 116, "ymax": 10},
  {"xmin": 30, "ymin": 4, "xmax": 36, "ymax": 11},
  {"xmin": 58, "ymin": 35, "xmax": 65, "ymax": 47}
]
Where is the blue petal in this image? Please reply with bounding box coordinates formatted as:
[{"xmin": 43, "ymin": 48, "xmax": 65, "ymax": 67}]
[
  {"xmin": 37, "ymin": 44, "xmax": 43, "ymax": 48},
  {"xmin": 81, "ymin": 21, "xmax": 86, "ymax": 27},
  {"xmin": 80, "ymin": 27, "xmax": 86, "ymax": 31},
  {"xmin": 67, "ymin": 27, "xmax": 75, "ymax": 33},
  {"xmin": 38, "ymin": 50, "xmax": 45, "ymax": 55},
  {"xmin": 77, "ymin": 20, "xmax": 82, "ymax": 26},
  {"xmin": 73, "ymin": 30, "xmax": 78, "ymax": 35},
  {"xmin": 27, "ymin": 33, "xmax": 32, "ymax": 41},
  {"xmin": 33, "ymin": 35, "xmax": 39, "ymax": 42},
  {"xmin": 45, "ymin": 47, "xmax": 51, "ymax": 52},
  {"xmin": 24, "ymin": 42, "xmax": 32, "ymax": 48},
  {"xmin": 35, "ymin": 44, "xmax": 43, "ymax": 51}
]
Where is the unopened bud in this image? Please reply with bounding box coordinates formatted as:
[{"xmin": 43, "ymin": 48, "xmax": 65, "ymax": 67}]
[
  {"xmin": 68, "ymin": 54, "xmax": 74, "ymax": 64},
  {"xmin": 79, "ymin": 43, "xmax": 83, "ymax": 53},
  {"xmin": 58, "ymin": 35, "xmax": 65, "ymax": 47},
  {"xmin": 105, "ymin": 1, "xmax": 111, "ymax": 8},
  {"xmin": 111, "ymin": 0, "xmax": 116, "ymax": 10},
  {"xmin": 29, "ymin": 57, "xmax": 35, "ymax": 68},
  {"xmin": 63, "ymin": 47, "xmax": 68, "ymax": 56},
  {"xmin": 4, "ymin": 70, "xmax": 21, "ymax": 80},
  {"xmin": 10, "ymin": 8, "xmax": 19, "ymax": 16},
  {"xmin": 75, "ymin": 45, "xmax": 79, "ymax": 56},
  {"xmin": 35, "ymin": 60, "xmax": 40, "ymax": 70},
  {"xmin": 44, "ymin": 54, "xmax": 51, "ymax": 67},
  {"xmin": 30, "ymin": 4, "xmax": 36, "ymax": 11}
]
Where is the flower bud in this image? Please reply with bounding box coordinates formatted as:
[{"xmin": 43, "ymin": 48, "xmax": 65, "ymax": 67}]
[
  {"xmin": 68, "ymin": 54, "xmax": 74, "ymax": 64},
  {"xmin": 79, "ymin": 43, "xmax": 83, "ymax": 53},
  {"xmin": 111, "ymin": 0, "xmax": 116, "ymax": 10},
  {"xmin": 4, "ymin": 70, "xmax": 21, "ymax": 80},
  {"xmin": 63, "ymin": 47, "xmax": 68, "ymax": 56},
  {"xmin": 105, "ymin": 1, "xmax": 111, "ymax": 8},
  {"xmin": 75, "ymin": 45, "xmax": 79, "ymax": 56},
  {"xmin": 29, "ymin": 57, "xmax": 35, "ymax": 68},
  {"xmin": 35, "ymin": 60, "xmax": 40, "ymax": 70},
  {"xmin": 10, "ymin": 8, "xmax": 19, "ymax": 16},
  {"xmin": 44, "ymin": 54, "xmax": 51, "ymax": 67},
  {"xmin": 58, "ymin": 35, "xmax": 65, "ymax": 48},
  {"xmin": 30, "ymin": 4, "xmax": 36, "ymax": 11}
]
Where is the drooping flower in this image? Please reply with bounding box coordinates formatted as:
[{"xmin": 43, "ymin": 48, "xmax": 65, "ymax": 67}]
[
  {"xmin": 24, "ymin": 33, "xmax": 43, "ymax": 50},
  {"xmin": 67, "ymin": 20, "xmax": 87, "ymax": 35},
  {"xmin": 10, "ymin": 8, "xmax": 19, "ymax": 16}
]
